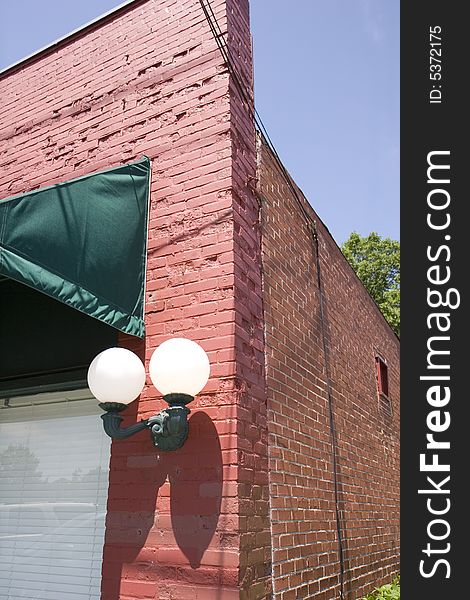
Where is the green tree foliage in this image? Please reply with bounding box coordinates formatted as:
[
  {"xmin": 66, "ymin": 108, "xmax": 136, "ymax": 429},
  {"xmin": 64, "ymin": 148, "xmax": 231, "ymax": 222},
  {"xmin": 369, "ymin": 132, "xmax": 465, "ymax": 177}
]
[
  {"xmin": 341, "ymin": 232, "xmax": 400, "ymax": 336},
  {"xmin": 359, "ymin": 575, "xmax": 400, "ymax": 600}
]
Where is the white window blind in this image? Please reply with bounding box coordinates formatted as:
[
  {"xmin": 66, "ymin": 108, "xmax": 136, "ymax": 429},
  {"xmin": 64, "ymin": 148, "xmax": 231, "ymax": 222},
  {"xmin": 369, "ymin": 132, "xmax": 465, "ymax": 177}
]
[{"xmin": 0, "ymin": 391, "xmax": 111, "ymax": 600}]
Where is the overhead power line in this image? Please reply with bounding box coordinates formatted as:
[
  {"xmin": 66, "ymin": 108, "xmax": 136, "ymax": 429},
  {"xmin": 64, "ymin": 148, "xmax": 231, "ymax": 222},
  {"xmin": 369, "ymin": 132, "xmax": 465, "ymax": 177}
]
[{"xmin": 198, "ymin": 0, "xmax": 313, "ymax": 228}]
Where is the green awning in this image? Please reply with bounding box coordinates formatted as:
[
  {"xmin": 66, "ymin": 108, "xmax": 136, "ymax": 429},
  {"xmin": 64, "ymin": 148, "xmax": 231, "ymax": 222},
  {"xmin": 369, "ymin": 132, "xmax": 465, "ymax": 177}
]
[{"xmin": 0, "ymin": 156, "xmax": 151, "ymax": 338}]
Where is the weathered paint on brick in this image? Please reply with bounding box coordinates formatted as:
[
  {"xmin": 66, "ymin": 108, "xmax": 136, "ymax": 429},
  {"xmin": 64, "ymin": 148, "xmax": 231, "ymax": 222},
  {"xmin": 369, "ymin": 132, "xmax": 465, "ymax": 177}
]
[
  {"xmin": 1, "ymin": 1, "xmax": 399, "ymax": 599},
  {"xmin": 0, "ymin": 0, "xmax": 247, "ymax": 598}
]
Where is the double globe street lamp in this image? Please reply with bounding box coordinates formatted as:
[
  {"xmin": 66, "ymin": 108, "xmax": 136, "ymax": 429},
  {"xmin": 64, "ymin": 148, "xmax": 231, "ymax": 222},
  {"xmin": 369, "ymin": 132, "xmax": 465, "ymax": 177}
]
[{"xmin": 87, "ymin": 338, "xmax": 210, "ymax": 451}]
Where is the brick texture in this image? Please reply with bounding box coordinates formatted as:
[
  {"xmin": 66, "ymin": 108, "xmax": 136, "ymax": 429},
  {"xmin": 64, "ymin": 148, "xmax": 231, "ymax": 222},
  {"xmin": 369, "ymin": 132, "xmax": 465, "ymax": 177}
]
[
  {"xmin": 258, "ymin": 136, "xmax": 400, "ymax": 600},
  {"xmin": 226, "ymin": 1, "xmax": 271, "ymax": 598},
  {"xmin": 0, "ymin": 0, "xmax": 255, "ymax": 598}
]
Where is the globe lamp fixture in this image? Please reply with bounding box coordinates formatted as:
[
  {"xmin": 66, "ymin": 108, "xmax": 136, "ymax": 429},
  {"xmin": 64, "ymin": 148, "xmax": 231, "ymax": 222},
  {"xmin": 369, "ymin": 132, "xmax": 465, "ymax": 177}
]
[{"xmin": 87, "ymin": 339, "xmax": 210, "ymax": 451}]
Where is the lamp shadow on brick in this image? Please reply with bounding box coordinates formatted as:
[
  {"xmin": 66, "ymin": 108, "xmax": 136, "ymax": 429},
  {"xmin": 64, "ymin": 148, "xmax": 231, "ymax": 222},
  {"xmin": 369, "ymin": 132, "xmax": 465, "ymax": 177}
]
[
  {"xmin": 168, "ymin": 410, "xmax": 223, "ymax": 569},
  {"xmin": 101, "ymin": 334, "xmax": 169, "ymax": 600},
  {"xmin": 101, "ymin": 429, "xmax": 168, "ymax": 600}
]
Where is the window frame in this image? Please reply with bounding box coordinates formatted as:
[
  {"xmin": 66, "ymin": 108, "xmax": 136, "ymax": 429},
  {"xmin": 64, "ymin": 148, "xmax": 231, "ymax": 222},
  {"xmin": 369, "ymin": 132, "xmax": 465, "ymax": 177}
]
[{"xmin": 374, "ymin": 352, "xmax": 392, "ymax": 417}]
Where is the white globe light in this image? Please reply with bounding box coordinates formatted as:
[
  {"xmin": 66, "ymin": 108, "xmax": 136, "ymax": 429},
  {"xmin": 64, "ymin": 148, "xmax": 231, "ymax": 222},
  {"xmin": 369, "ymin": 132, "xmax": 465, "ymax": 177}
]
[
  {"xmin": 149, "ymin": 338, "xmax": 210, "ymax": 397},
  {"xmin": 87, "ymin": 347, "xmax": 146, "ymax": 404}
]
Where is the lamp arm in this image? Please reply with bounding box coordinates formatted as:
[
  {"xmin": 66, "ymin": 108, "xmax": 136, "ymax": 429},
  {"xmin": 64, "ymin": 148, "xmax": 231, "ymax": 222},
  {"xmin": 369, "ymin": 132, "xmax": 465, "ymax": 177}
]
[{"xmin": 100, "ymin": 411, "xmax": 149, "ymax": 439}]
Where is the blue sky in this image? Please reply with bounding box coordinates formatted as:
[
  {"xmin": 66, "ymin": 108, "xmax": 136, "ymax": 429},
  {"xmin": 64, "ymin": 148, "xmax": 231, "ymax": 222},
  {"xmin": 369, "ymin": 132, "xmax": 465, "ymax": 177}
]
[{"xmin": 0, "ymin": 0, "xmax": 399, "ymax": 244}]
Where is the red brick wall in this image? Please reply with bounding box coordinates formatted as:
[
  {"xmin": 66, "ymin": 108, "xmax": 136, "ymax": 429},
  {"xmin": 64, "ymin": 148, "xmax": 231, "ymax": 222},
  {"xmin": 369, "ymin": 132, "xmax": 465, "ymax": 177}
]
[
  {"xmin": 0, "ymin": 0, "xmax": 266, "ymax": 598},
  {"xmin": 226, "ymin": 1, "xmax": 271, "ymax": 598},
  {"xmin": 258, "ymin": 137, "xmax": 400, "ymax": 600}
]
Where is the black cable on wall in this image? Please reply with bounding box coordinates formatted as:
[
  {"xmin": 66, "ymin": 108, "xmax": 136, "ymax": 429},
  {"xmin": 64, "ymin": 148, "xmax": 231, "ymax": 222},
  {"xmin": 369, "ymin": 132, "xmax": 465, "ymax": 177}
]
[
  {"xmin": 198, "ymin": 2, "xmax": 347, "ymax": 597},
  {"xmin": 311, "ymin": 225, "xmax": 346, "ymax": 600}
]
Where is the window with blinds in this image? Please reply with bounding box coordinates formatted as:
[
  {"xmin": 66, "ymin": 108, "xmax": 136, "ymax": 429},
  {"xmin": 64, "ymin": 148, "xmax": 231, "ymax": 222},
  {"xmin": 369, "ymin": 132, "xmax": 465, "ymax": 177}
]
[{"xmin": 0, "ymin": 390, "xmax": 111, "ymax": 600}]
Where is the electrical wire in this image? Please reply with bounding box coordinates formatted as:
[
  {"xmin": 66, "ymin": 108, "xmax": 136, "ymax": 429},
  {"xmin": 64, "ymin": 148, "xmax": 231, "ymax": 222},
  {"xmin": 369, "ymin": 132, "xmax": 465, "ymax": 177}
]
[
  {"xmin": 198, "ymin": 0, "xmax": 311, "ymax": 226},
  {"xmin": 312, "ymin": 226, "xmax": 346, "ymax": 600},
  {"xmin": 198, "ymin": 1, "xmax": 347, "ymax": 597}
]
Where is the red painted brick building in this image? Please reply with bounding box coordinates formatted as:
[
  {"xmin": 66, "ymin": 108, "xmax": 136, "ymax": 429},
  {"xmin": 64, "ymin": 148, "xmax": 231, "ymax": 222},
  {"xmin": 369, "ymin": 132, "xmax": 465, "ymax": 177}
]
[{"xmin": 0, "ymin": 1, "xmax": 399, "ymax": 599}]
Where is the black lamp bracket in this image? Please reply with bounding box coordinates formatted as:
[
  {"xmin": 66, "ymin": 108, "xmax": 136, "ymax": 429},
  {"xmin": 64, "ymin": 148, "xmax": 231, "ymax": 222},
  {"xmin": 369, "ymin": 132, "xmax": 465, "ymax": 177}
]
[{"xmin": 99, "ymin": 393, "xmax": 193, "ymax": 451}]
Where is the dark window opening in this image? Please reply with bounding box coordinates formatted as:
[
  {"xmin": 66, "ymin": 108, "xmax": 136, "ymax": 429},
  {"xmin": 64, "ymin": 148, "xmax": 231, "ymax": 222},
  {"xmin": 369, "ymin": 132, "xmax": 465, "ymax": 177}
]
[
  {"xmin": 375, "ymin": 354, "xmax": 392, "ymax": 418},
  {"xmin": 0, "ymin": 277, "xmax": 118, "ymax": 398}
]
